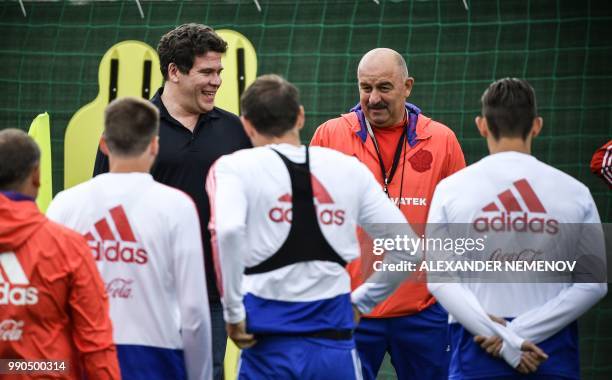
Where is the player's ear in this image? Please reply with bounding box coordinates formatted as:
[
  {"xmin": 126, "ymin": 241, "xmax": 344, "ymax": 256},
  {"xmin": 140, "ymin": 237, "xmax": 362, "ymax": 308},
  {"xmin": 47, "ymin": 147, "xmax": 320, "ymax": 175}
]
[
  {"xmin": 150, "ymin": 136, "xmax": 159, "ymax": 156},
  {"xmin": 167, "ymin": 63, "xmax": 181, "ymax": 83},
  {"xmin": 21, "ymin": 162, "xmax": 41, "ymax": 200},
  {"xmin": 31, "ymin": 163, "xmax": 41, "ymax": 190},
  {"xmin": 530, "ymin": 117, "xmax": 543, "ymax": 138},
  {"xmin": 296, "ymin": 106, "xmax": 305, "ymax": 131},
  {"xmin": 475, "ymin": 116, "xmax": 488, "ymax": 138},
  {"xmin": 100, "ymin": 136, "xmax": 110, "ymax": 156}
]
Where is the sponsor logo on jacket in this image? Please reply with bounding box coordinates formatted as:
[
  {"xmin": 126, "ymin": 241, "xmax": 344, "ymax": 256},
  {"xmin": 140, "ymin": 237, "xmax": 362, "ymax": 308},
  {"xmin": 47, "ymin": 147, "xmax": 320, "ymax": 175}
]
[
  {"xmin": 0, "ymin": 252, "xmax": 38, "ymax": 305},
  {"xmin": 390, "ymin": 197, "xmax": 427, "ymax": 206},
  {"xmin": 0, "ymin": 319, "xmax": 24, "ymax": 341}
]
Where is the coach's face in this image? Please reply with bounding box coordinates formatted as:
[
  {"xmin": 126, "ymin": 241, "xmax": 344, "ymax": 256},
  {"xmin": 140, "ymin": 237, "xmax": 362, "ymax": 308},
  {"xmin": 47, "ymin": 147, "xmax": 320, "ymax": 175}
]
[
  {"xmin": 177, "ymin": 51, "xmax": 223, "ymax": 114},
  {"xmin": 358, "ymin": 54, "xmax": 413, "ymax": 129}
]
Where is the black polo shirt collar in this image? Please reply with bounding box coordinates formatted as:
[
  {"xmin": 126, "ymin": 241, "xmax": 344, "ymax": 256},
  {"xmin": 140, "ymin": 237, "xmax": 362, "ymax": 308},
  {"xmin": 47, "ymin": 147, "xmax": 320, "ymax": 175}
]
[{"xmin": 151, "ymin": 87, "xmax": 222, "ymax": 134}]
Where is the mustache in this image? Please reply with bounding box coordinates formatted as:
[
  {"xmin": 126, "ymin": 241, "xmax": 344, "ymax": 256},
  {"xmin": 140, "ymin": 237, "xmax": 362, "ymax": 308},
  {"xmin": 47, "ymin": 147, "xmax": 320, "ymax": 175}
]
[{"xmin": 367, "ymin": 102, "xmax": 388, "ymax": 110}]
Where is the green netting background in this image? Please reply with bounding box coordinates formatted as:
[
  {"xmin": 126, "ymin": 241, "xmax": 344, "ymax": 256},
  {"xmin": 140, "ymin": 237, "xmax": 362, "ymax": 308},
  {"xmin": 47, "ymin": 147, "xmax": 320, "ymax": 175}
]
[{"xmin": 0, "ymin": 0, "xmax": 610, "ymax": 378}]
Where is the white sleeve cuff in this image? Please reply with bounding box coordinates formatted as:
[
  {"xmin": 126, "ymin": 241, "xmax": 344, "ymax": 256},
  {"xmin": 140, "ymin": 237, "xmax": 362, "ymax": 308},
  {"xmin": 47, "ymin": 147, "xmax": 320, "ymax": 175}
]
[
  {"xmin": 500, "ymin": 341, "xmax": 521, "ymax": 368},
  {"xmin": 351, "ymin": 284, "xmax": 378, "ymax": 315},
  {"xmin": 223, "ymin": 303, "xmax": 246, "ymax": 324}
]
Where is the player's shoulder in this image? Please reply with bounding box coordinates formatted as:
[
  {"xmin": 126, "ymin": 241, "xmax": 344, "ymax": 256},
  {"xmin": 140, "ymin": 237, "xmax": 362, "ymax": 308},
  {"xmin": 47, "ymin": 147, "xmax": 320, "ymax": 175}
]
[
  {"xmin": 51, "ymin": 179, "xmax": 93, "ymax": 206},
  {"xmin": 534, "ymin": 159, "xmax": 591, "ymax": 194},
  {"xmin": 310, "ymin": 145, "xmax": 374, "ymax": 181},
  {"xmin": 310, "ymin": 145, "xmax": 360, "ymax": 164},
  {"xmin": 439, "ymin": 152, "xmax": 590, "ymax": 194},
  {"xmin": 216, "ymin": 146, "xmax": 268, "ymax": 167},
  {"xmin": 211, "ymin": 147, "xmax": 275, "ymax": 181},
  {"xmin": 436, "ymin": 158, "xmax": 483, "ymax": 190},
  {"xmin": 149, "ymin": 180, "xmax": 197, "ymax": 210}
]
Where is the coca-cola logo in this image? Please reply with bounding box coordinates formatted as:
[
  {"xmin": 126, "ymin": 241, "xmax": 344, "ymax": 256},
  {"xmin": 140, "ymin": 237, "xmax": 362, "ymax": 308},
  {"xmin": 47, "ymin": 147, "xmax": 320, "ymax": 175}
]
[
  {"xmin": 0, "ymin": 319, "xmax": 24, "ymax": 341},
  {"xmin": 105, "ymin": 278, "xmax": 133, "ymax": 299},
  {"xmin": 489, "ymin": 248, "xmax": 543, "ymax": 263}
]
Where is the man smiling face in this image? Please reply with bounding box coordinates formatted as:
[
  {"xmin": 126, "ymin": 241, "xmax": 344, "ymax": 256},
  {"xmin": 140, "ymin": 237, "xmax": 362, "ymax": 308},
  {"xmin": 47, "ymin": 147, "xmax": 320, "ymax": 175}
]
[{"xmin": 175, "ymin": 51, "xmax": 224, "ymax": 114}]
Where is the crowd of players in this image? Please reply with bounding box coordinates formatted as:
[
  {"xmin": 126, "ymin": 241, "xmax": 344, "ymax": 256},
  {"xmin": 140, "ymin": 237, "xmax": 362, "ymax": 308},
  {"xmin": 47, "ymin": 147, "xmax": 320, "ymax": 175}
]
[{"xmin": 0, "ymin": 23, "xmax": 608, "ymax": 380}]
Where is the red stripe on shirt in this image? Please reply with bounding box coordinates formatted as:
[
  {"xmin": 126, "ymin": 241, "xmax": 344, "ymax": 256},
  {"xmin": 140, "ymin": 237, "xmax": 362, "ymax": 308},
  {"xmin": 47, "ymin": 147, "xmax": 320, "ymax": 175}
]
[
  {"xmin": 206, "ymin": 162, "xmax": 224, "ymax": 298},
  {"xmin": 109, "ymin": 206, "xmax": 137, "ymax": 242},
  {"xmin": 514, "ymin": 179, "xmax": 546, "ymax": 213}
]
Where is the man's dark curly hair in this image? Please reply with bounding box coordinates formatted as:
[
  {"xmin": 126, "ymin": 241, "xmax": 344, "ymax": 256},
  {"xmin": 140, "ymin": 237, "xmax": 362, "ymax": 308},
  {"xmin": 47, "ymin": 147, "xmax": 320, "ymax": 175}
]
[{"xmin": 157, "ymin": 23, "xmax": 227, "ymax": 80}]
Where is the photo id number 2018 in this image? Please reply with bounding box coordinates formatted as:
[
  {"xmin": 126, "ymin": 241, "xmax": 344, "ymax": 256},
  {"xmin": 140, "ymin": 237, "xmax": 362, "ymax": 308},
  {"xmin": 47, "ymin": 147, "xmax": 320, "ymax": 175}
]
[{"xmin": 0, "ymin": 359, "xmax": 68, "ymax": 374}]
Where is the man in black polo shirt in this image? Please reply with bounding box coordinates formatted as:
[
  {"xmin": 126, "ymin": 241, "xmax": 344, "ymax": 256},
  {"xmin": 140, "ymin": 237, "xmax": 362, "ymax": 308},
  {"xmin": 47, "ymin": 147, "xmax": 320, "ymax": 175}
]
[{"xmin": 93, "ymin": 23, "xmax": 252, "ymax": 380}]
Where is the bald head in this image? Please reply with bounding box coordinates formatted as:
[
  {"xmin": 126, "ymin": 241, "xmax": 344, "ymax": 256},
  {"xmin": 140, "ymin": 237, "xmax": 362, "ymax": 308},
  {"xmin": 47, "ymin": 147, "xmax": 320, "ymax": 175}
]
[
  {"xmin": 356, "ymin": 48, "xmax": 414, "ymax": 128},
  {"xmin": 358, "ymin": 48, "xmax": 409, "ymax": 79}
]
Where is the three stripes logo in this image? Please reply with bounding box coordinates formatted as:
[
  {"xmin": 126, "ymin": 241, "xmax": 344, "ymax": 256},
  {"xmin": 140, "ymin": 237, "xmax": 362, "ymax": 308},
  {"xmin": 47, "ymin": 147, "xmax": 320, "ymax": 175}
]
[
  {"xmin": 601, "ymin": 144, "xmax": 612, "ymax": 186},
  {"xmin": 276, "ymin": 175, "xmax": 334, "ymax": 204},
  {"xmin": 84, "ymin": 205, "xmax": 148, "ymax": 265},
  {"xmin": 0, "ymin": 252, "xmax": 38, "ymax": 305},
  {"xmin": 473, "ymin": 179, "xmax": 559, "ymax": 235},
  {"xmin": 270, "ymin": 175, "xmax": 346, "ymax": 225}
]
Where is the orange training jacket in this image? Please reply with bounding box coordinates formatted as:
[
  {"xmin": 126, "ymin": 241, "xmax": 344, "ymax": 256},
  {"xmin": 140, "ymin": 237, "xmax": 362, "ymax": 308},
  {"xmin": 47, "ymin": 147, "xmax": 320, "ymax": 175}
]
[{"xmin": 0, "ymin": 193, "xmax": 120, "ymax": 380}]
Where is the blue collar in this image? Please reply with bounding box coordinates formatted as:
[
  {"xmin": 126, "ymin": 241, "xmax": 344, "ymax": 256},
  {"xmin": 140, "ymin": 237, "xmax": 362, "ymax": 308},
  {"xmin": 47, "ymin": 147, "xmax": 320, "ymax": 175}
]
[
  {"xmin": 350, "ymin": 102, "xmax": 421, "ymax": 147},
  {"xmin": 0, "ymin": 191, "xmax": 35, "ymax": 202}
]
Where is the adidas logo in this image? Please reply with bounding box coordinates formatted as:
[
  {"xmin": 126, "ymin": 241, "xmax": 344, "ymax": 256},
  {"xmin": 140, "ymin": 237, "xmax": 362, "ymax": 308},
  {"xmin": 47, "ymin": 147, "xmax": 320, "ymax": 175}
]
[
  {"xmin": 269, "ymin": 175, "xmax": 346, "ymax": 225},
  {"xmin": 84, "ymin": 205, "xmax": 148, "ymax": 265},
  {"xmin": 473, "ymin": 179, "xmax": 559, "ymax": 235},
  {"xmin": 276, "ymin": 175, "xmax": 334, "ymax": 204},
  {"xmin": 0, "ymin": 252, "xmax": 38, "ymax": 305}
]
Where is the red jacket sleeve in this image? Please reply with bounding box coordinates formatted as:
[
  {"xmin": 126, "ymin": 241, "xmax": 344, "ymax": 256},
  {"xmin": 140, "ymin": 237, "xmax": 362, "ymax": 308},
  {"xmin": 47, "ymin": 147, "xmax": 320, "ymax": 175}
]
[
  {"xmin": 68, "ymin": 236, "xmax": 121, "ymax": 380},
  {"xmin": 444, "ymin": 130, "xmax": 467, "ymax": 178},
  {"xmin": 590, "ymin": 140, "xmax": 612, "ymax": 187}
]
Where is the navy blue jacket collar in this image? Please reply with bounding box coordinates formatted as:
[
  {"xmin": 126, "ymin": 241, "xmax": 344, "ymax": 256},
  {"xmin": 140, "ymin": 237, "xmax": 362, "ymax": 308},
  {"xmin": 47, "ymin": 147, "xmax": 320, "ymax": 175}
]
[{"xmin": 0, "ymin": 191, "xmax": 35, "ymax": 202}]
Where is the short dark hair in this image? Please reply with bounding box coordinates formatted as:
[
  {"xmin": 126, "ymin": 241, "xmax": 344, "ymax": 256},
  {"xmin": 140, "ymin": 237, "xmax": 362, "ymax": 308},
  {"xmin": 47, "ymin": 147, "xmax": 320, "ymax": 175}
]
[
  {"xmin": 104, "ymin": 97, "xmax": 160, "ymax": 156},
  {"xmin": 481, "ymin": 78, "xmax": 538, "ymax": 140},
  {"xmin": 0, "ymin": 129, "xmax": 40, "ymax": 190},
  {"xmin": 240, "ymin": 74, "xmax": 301, "ymax": 137},
  {"xmin": 158, "ymin": 23, "xmax": 227, "ymax": 81}
]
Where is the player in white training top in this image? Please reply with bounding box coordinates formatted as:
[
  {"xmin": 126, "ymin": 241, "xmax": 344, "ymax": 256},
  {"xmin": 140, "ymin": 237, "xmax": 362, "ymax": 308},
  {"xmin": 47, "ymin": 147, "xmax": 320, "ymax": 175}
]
[
  {"xmin": 47, "ymin": 97, "xmax": 212, "ymax": 380},
  {"xmin": 206, "ymin": 74, "xmax": 417, "ymax": 379},
  {"xmin": 426, "ymin": 78, "xmax": 607, "ymax": 379}
]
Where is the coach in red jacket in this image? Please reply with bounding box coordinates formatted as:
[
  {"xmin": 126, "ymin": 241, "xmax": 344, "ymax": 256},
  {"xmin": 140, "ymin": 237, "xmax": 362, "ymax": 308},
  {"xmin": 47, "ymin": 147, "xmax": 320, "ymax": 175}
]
[
  {"xmin": 0, "ymin": 129, "xmax": 120, "ymax": 380},
  {"xmin": 311, "ymin": 48, "xmax": 466, "ymax": 380}
]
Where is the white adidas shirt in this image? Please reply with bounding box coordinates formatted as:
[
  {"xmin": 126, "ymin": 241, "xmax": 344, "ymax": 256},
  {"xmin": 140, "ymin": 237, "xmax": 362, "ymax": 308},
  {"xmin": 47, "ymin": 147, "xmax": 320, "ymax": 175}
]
[
  {"xmin": 426, "ymin": 151, "xmax": 607, "ymax": 368},
  {"xmin": 47, "ymin": 172, "xmax": 211, "ymax": 380},
  {"xmin": 206, "ymin": 144, "xmax": 411, "ymax": 328}
]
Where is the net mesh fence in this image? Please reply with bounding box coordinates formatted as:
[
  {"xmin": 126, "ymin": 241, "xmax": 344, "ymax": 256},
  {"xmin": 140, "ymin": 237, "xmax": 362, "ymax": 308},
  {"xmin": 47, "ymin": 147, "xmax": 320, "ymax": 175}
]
[{"xmin": 0, "ymin": 0, "xmax": 610, "ymax": 378}]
